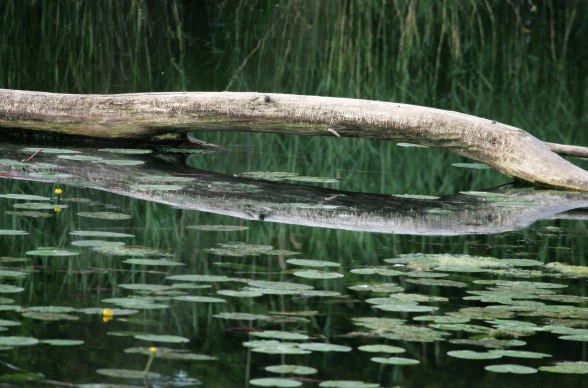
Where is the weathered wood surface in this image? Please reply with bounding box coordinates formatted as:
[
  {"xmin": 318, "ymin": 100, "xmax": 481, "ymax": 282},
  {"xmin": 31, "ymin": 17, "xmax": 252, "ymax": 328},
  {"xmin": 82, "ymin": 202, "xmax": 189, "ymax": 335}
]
[
  {"xmin": 2, "ymin": 88, "xmax": 588, "ymax": 190},
  {"xmin": 1, "ymin": 141, "xmax": 588, "ymax": 236}
]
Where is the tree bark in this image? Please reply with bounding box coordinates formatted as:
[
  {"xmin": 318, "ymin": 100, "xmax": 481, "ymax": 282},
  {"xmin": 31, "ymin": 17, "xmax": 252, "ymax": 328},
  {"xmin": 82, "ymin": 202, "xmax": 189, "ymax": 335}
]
[{"xmin": 2, "ymin": 88, "xmax": 588, "ymax": 191}]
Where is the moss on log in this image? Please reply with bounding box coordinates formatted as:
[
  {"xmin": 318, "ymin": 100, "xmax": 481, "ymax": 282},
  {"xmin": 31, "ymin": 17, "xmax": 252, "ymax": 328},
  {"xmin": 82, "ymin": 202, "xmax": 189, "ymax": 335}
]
[{"xmin": 2, "ymin": 88, "xmax": 588, "ymax": 191}]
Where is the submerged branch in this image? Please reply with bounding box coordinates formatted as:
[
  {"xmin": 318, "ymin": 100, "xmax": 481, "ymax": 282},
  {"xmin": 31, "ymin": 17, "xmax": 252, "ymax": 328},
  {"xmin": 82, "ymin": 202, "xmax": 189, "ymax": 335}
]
[{"xmin": 2, "ymin": 89, "xmax": 588, "ymax": 191}]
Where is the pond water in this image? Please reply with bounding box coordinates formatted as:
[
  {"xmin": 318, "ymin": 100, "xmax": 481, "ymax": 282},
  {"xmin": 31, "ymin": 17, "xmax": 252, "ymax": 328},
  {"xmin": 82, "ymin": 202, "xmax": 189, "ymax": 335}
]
[{"xmin": 0, "ymin": 135, "xmax": 587, "ymax": 387}]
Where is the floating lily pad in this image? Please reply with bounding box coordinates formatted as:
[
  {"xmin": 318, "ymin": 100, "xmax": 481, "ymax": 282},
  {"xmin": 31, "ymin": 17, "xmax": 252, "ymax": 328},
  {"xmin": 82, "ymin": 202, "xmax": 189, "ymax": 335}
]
[
  {"xmin": 358, "ymin": 344, "xmax": 406, "ymax": 354},
  {"xmin": 29, "ymin": 172, "xmax": 74, "ymax": 179},
  {"xmin": 496, "ymin": 350, "xmax": 551, "ymax": 359},
  {"xmin": 93, "ymin": 245, "xmax": 163, "ymax": 256},
  {"xmin": 77, "ymin": 308, "xmax": 139, "ymax": 316},
  {"xmin": 124, "ymin": 346, "xmax": 216, "ymax": 361},
  {"xmin": 102, "ymin": 298, "xmax": 169, "ymax": 310},
  {"xmin": 0, "ymin": 319, "xmax": 21, "ymax": 327},
  {"xmin": 0, "ymin": 372, "xmax": 45, "ymax": 383},
  {"xmin": 94, "ymin": 159, "xmax": 144, "ymax": 166},
  {"xmin": 0, "ymin": 336, "xmax": 39, "ymax": 346},
  {"xmin": 0, "ymin": 269, "xmax": 28, "ymax": 278},
  {"xmin": 26, "ymin": 248, "xmax": 79, "ymax": 256},
  {"xmin": 450, "ymin": 338, "xmax": 527, "ymax": 348},
  {"xmin": 130, "ymin": 184, "xmax": 184, "ymax": 191},
  {"xmin": 72, "ymin": 240, "xmax": 125, "ymax": 247},
  {"xmin": 5, "ymin": 211, "xmax": 53, "ymax": 218},
  {"xmin": 287, "ymin": 259, "xmax": 340, "ymax": 267},
  {"xmin": 0, "ymin": 229, "xmax": 29, "ymax": 236},
  {"xmin": 21, "ymin": 311, "xmax": 79, "ymax": 321},
  {"xmin": 41, "ymin": 339, "xmax": 84, "ymax": 346},
  {"xmin": 21, "ymin": 147, "xmax": 80, "ymax": 154},
  {"xmin": 251, "ymin": 343, "xmax": 311, "ymax": 355},
  {"xmin": 265, "ymin": 365, "xmax": 318, "ymax": 375},
  {"xmin": 98, "ymin": 148, "xmax": 153, "ymax": 155},
  {"xmin": 57, "ymin": 155, "xmax": 103, "ymax": 161},
  {"xmin": 246, "ymin": 280, "xmax": 314, "ymax": 291},
  {"xmin": 0, "ymin": 285, "xmax": 24, "ymax": 293},
  {"xmin": 119, "ymin": 284, "xmax": 173, "ymax": 292},
  {"xmin": 293, "ymin": 270, "xmax": 343, "ymax": 279},
  {"xmin": 373, "ymin": 303, "xmax": 439, "ymax": 313},
  {"xmin": 123, "ymin": 258, "xmax": 184, "ymax": 266},
  {"xmin": 251, "ymin": 331, "xmax": 309, "ymax": 341},
  {"xmin": 27, "ymin": 306, "xmax": 75, "ymax": 313},
  {"xmin": 205, "ymin": 242, "xmax": 274, "ymax": 256},
  {"xmin": 558, "ymin": 334, "xmax": 588, "ymax": 342},
  {"xmin": 217, "ymin": 289, "xmax": 263, "ymax": 298},
  {"xmin": 173, "ymin": 296, "xmax": 227, "ymax": 303},
  {"xmin": 298, "ymin": 343, "xmax": 352, "ymax": 352},
  {"xmin": 546, "ymin": 262, "xmax": 588, "ymax": 278},
  {"xmin": 13, "ymin": 202, "xmax": 68, "ymax": 210},
  {"xmin": 70, "ymin": 230, "xmax": 135, "ymax": 238},
  {"xmin": 0, "ymin": 194, "xmax": 50, "ymax": 200},
  {"xmin": 447, "ymin": 350, "xmax": 503, "ymax": 360},
  {"xmin": 78, "ymin": 212, "xmax": 131, "ymax": 220},
  {"xmin": 249, "ymin": 378, "xmax": 302, "ymax": 387},
  {"xmin": 166, "ymin": 274, "xmax": 235, "ymax": 282},
  {"xmin": 187, "ymin": 225, "xmax": 249, "ymax": 232},
  {"xmin": 95, "ymin": 369, "xmax": 160, "ymax": 379},
  {"xmin": 405, "ymin": 278, "xmax": 468, "ymax": 288},
  {"xmin": 539, "ymin": 361, "xmax": 588, "ymax": 374},
  {"xmin": 213, "ymin": 312, "xmax": 269, "ymax": 321},
  {"xmin": 452, "ymin": 162, "xmax": 490, "ymax": 169},
  {"xmin": 350, "ymin": 267, "xmax": 403, "ymax": 276},
  {"xmin": 392, "ymin": 194, "xmax": 440, "ymax": 200},
  {"xmin": 484, "ymin": 364, "xmax": 537, "ymax": 374},
  {"xmin": 134, "ymin": 334, "xmax": 190, "ymax": 343},
  {"xmin": 371, "ymin": 356, "xmax": 420, "ymax": 365},
  {"xmin": 347, "ymin": 283, "xmax": 404, "ymax": 293}
]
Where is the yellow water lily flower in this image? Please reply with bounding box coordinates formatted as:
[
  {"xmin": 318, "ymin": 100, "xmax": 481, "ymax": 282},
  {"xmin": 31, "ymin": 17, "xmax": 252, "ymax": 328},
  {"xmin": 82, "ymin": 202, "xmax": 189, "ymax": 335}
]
[{"xmin": 54, "ymin": 188, "xmax": 63, "ymax": 196}]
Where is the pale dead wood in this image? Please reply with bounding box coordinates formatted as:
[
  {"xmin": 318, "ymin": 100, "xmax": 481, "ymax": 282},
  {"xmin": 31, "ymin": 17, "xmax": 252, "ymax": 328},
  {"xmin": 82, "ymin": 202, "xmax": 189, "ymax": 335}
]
[{"xmin": 1, "ymin": 88, "xmax": 588, "ymax": 191}]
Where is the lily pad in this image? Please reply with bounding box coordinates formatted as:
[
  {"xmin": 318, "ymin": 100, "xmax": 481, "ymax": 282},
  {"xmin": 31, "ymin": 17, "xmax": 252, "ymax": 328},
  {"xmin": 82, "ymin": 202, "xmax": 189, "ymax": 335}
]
[
  {"xmin": 251, "ymin": 331, "xmax": 309, "ymax": 341},
  {"xmin": 358, "ymin": 344, "xmax": 405, "ymax": 354},
  {"xmin": 265, "ymin": 365, "xmax": 318, "ymax": 375},
  {"xmin": 0, "ymin": 285, "xmax": 25, "ymax": 293},
  {"xmin": 95, "ymin": 369, "xmax": 160, "ymax": 379},
  {"xmin": 249, "ymin": 378, "xmax": 302, "ymax": 387},
  {"xmin": 134, "ymin": 334, "xmax": 190, "ymax": 343},
  {"xmin": 41, "ymin": 339, "xmax": 84, "ymax": 346},
  {"xmin": 173, "ymin": 296, "xmax": 227, "ymax": 303},
  {"xmin": 98, "ymin": 148, "xmax": 153, "ymax": 154},
  {"xmin": 13, "ymin": 202, "xmax": 68, "ymax": 210},
  {"xmin": 0, "ymin": 194, "xmax": 50, "ymax": 200},
  {"xmin": 102, "ymin": 298, "xmax": 169, "ymax": 310},
  {"xmin": 70, "ymin": 230, "xmax": 135, "ymax": 238},
  {"xmin": 123, "ymin": 258, "xmax": 184, "ymax": 266},
  {"xmin": 94, "ymin": 159, "xmax": 144, "ymax": 166},
  {"xmin": 26, "ymin": 248, "xmax": 79, "ymax": 256},
  {"xmin": 5, "ymin": 211, "xmax": 53, "ymax": 218},
  {"xmin": 0, "ymin": 269, "xmax": 28, "ymax": 278},
  {"xmin": 78, "ymin": 212, "xmax": 131, "ymax": 220},
  {"xmin": 124, "ymin": 347, "xmax": 216, "ymax": 361},
  {"xmin": 21, "ymin": 147, "xmax": 80, "ymax": 154},
  {"xmin": 298, "ymin": 343, "xmax": 352, "ymax": 352},
  {"xmin": 119, "ymin": 284, "xmax": 173, "ymax": 292},
  {"xmin": 484, "ymin": 364, "xmax": 537, "ymax": 374},
  {"xmin": 0, "ymin": 336, "xmax": 39, "ymax": 346},
  {"xmin": 293, "ymin": 270, "xmax": 343, "ymax": 279},
  {"xmin": 166, "ymin": 274, "xmax": 235, "ymax": 283},
  {"xmin": 213, "ymin": 312, "xmax": 269, "ymax": 321},
  {"xmin": 371, "ymin": 357, "xmax": 420, "ymax": 365},
  {"xmin": 21, "ymin": 311, "xmax": 79, "ymax": 321},
  {"xmin": 496, "ymin": 350, "xmax": 551, "ymax": 359},
  {"xmin": 447, "ymin": 350, "xmax": 503, "ymax": 360},
  {"xmin": 539, "ymin": 361, "xmax": 588, "ymax": 374},
  {"xmin": 251, "ymin": 343, "xmax": 311, "ymax": 355},
  {"xmin": 93, "ymin": 245, "xmax": 163, "ymax": 256},
  {"xmin": 405, "ymin": 278, "xmax": 468, "ymax": 288},
  {"xmin": 287, "ymin": 259, "xmax": 340, "ymax": 267},
  {"xmin": 216, "ymin": 289, "xmax": 263, "ymax": 298},
  {"xmin": 0, "ymin": 319, "xmax": 21, "ymax": 327},
  {"xmin": 205, "ymin": 242, "xmax": 274, "ymax": 257},
  {"xmin": 0, "ymin": 229, "xmax": 29, "ymax": 236},
  {"xmin": 57, "ymin": 155, "xmax": 103, "ymax": 161},
  {"xmin": 72, "ymin": 240, "xmax": 125, "ymax": 247}
]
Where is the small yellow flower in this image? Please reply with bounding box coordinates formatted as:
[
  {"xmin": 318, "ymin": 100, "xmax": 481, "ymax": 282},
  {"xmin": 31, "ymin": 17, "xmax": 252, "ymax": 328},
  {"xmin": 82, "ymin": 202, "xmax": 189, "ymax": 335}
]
[
  {"xmin": 102, "ymin": 308, "xmax": 113, "ymax": 317},
  {"xmin": 54, "ymin": 188, "xmax": 63, "ymax": 196},
  {"xmin": 102, "ymin": 316, "xmax": 113, "ymax": 323},
  {"xmin": 149, "ymin": 347, "xmax": 158, "ymax": 354},
  {"xmin": 54, "ymin": 207, "xmax": 62, "ymax": 213}
]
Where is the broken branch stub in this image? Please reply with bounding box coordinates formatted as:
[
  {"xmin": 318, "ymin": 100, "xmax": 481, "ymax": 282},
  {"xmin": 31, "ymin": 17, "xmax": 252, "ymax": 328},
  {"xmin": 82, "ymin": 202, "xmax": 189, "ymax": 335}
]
[{"xmin": 1, "ymin": 88, "xmax": 588, "ymax": 191}]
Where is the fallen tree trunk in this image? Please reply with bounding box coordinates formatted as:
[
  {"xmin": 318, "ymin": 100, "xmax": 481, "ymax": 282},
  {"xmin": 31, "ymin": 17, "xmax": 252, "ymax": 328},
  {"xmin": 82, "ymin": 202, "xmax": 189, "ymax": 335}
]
[{"xmin": 2, "ymin": 88, "xmax": 588, "ymax": 191}]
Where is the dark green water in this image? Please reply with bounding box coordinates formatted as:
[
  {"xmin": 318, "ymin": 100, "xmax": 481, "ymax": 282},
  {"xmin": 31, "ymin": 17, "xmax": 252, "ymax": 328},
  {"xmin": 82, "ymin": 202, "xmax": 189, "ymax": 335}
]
[{"xmin": 1, "ymin": 1, "xmax": 588, "ymax": 387}]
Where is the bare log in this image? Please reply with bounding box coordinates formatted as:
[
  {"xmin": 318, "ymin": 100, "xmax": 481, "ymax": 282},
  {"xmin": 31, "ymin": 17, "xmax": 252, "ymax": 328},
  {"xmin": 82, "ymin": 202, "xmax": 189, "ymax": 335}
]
[{"xmin": 2, "ymin": 88, "xmax": 588, "ymax": 191}]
